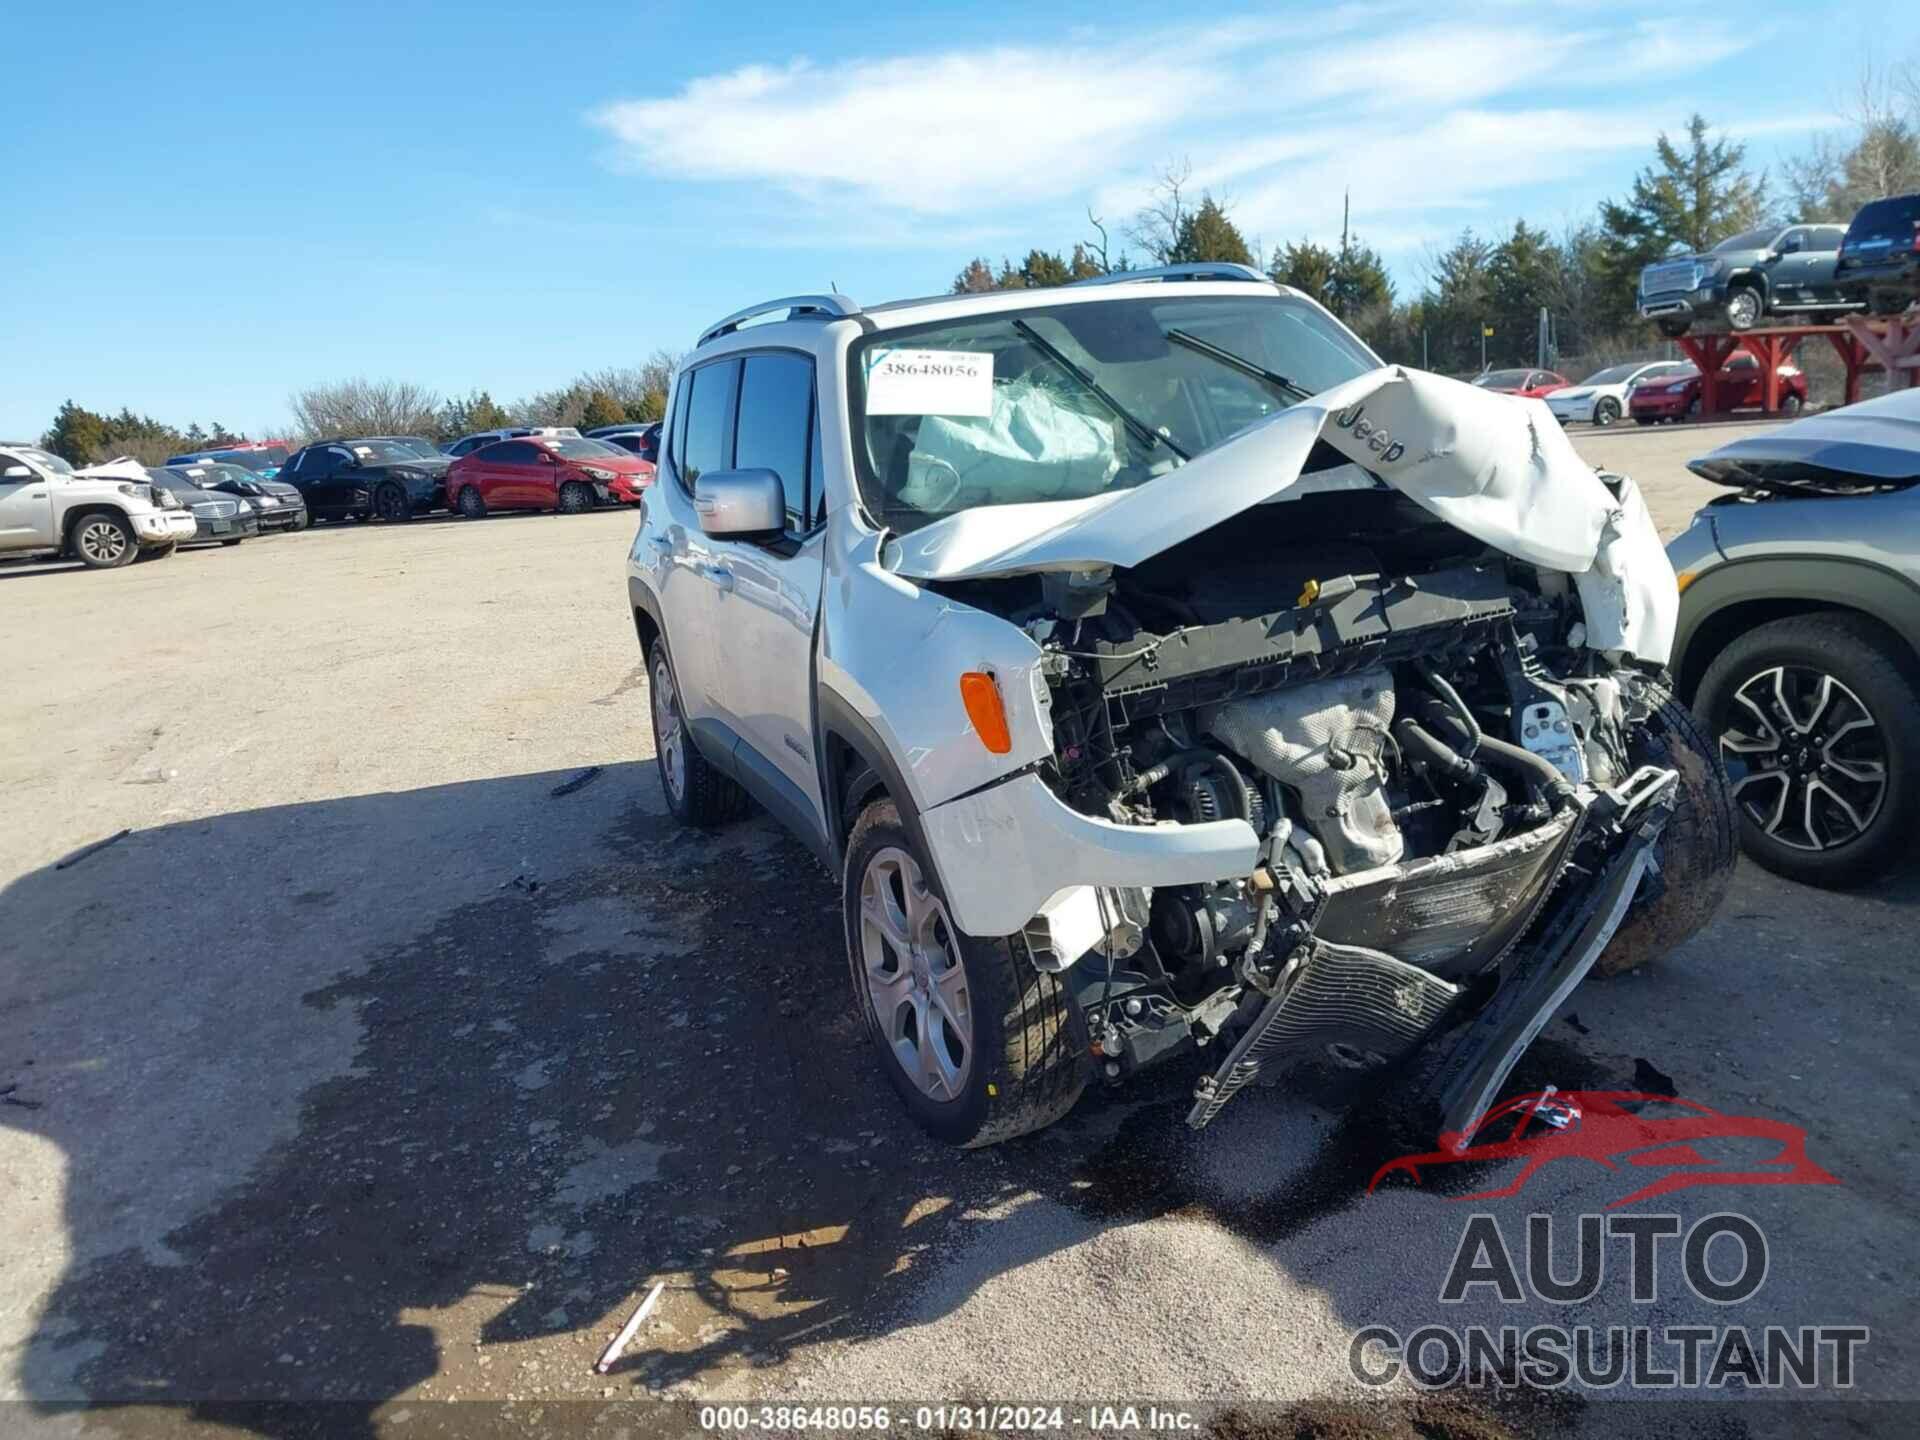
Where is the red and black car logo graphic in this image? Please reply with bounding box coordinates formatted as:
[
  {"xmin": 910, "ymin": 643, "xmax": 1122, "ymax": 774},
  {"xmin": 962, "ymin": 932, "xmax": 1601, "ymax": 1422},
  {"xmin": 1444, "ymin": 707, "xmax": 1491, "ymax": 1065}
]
[{"xmin": 1368, "ymin": 1091, "xmax": 1840, "ymax": 1209}]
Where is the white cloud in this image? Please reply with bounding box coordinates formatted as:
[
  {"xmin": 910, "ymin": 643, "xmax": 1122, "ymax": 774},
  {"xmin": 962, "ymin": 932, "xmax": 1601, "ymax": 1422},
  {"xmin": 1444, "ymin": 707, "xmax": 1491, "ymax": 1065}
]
[{"xmin": 590, "ymin": 8, "xmax": 1771, "ymax": 256}]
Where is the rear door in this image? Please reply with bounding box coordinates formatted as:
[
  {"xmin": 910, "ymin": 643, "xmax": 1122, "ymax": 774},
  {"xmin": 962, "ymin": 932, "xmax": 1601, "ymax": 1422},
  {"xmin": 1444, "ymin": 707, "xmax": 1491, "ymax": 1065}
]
[
  {"xmin": 1768, "ymin": 227, "xmax": 1821, "ymax": 306},
  {"xmin": 649, "ymin": 357, "xmax": 742, "ymax": 739},
  {"xmin": 480, "ymin": 441, "xmax": 539, "ymax": 507}
]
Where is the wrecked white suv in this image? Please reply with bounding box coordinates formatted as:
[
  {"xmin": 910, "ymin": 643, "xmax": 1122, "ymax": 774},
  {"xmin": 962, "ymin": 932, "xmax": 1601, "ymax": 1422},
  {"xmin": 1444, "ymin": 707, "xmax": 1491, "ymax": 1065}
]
[{"xmin": 627, "ymin": 264, "xmax": 1735, "ymax": 1147}]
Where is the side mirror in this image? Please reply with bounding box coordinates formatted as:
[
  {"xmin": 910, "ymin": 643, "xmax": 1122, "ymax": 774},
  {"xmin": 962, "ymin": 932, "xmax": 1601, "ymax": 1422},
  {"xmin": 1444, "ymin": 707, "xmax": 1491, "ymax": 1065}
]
[
  {"xmin": 694, "ymin": 468, "xmax": 785, "ymax": 537},
  {"xmin": 3, "ymin": 464, "xmax": 32, "ymax": 479}
]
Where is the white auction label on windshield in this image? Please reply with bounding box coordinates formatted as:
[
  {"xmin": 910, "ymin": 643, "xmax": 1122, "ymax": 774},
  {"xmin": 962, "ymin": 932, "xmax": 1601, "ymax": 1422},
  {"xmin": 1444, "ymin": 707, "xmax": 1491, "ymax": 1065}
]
[{"xmin": 864, "ymin": 349, "xmax": 993, "ymax": 417}]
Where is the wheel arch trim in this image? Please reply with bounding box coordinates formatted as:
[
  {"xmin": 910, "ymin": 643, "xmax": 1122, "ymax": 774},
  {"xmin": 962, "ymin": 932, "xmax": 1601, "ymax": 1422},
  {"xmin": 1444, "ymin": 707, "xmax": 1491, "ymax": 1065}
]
[{"xmin": 1673, "ymin": 555, "xmax": 1920, "ymax": 699}]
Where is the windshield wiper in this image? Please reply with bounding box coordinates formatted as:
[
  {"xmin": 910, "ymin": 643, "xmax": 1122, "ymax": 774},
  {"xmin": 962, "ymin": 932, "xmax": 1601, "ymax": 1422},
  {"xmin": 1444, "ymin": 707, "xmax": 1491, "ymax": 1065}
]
[
  {"xmin": 1165, "ymin": 328, "xmax": 1314, "ymax": 403},
  {"xmin": 1010, "ymin": 318, "xmax": 1190, "ymax": 461}
]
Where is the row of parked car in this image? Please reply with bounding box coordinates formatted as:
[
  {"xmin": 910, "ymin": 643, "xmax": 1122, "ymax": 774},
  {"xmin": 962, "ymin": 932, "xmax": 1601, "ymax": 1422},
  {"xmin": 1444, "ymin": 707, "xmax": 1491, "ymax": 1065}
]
[
  {"xmin": 1635, "ymin": 191, "xmax": 1920, "ymax": 335},
  {"xmin": 1471, "ymin": 351, "xmax": 1807, "ymax": 426},
  {"xmin": 0, "ymin": 422, "xmax": 663, "ymax": 569}
]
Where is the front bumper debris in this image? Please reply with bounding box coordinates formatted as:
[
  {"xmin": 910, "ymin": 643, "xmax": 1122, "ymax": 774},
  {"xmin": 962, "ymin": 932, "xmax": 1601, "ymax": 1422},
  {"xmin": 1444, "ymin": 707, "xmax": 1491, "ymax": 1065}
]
[{"xmin": 1186, "ymin": 764, "xmax": 1680, "ymax": 1131}]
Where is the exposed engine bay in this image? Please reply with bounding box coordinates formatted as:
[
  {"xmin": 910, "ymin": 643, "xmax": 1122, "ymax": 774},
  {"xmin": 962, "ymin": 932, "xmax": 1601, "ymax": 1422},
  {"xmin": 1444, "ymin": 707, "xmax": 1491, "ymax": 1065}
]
[{"xmin": 941, "ymin": 486, "xmax": 1685, "ymax": 1131}]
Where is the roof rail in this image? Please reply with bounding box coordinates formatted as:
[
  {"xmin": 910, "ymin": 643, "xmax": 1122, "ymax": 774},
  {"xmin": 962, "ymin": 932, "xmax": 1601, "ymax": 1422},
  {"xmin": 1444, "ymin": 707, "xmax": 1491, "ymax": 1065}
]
[
  {"xmin": 698, "ymin": 293, "xmax": 861, "ymax": 347},
  {"xmin": 1070, "ymin": 262, "xmax": 1270, "ymax": 288}
]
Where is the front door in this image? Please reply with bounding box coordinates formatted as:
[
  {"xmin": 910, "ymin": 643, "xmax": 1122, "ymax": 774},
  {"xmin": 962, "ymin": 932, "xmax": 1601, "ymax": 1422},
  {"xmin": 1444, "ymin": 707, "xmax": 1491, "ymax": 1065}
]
[{"xmin": 710, "ymin": 352, "xmax": 827, "ymax": 834}]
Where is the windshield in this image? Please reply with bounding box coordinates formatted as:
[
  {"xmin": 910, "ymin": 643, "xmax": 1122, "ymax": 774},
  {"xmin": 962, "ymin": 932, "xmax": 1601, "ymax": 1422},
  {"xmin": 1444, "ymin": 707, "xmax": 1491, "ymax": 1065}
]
[
  {"xmin": 9, "ymin": 448, "xmax": 74, "ymax": 476},
  {"xmin": 1582, "ymin": 364, "xmax": 1640, "ymax": 385},
  {"xmin": 345, "ymin": 440, "xmax": 433, "ymax": 464},
  {"xmin": 541, "ymin": 437, "xmax": 626, "ymax": 459},
  {"xmin": 384, "ymin": 437, "xmax": 442, "ymax": 457},
  {"xmin": 1714, "ymin": 228, "xmax": 1779, "ymax": 254},
  {"xmin": 1474, "ymin": 370, "xmax": 1532, "ymax": 387},
  {"xmin": 849, "ymin": 294, "xmax": 1377, "ymax": 532},
  {"xmin": 207, "ymin": 447, "xmax": 287, "ymax": 471}
]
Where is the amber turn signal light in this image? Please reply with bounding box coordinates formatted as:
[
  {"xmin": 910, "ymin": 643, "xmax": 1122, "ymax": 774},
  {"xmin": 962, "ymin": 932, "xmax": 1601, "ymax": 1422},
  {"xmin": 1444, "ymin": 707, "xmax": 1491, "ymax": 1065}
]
[{"xmin": 960, "ymin": 671, "xmax": 1013, "ymax": 754}]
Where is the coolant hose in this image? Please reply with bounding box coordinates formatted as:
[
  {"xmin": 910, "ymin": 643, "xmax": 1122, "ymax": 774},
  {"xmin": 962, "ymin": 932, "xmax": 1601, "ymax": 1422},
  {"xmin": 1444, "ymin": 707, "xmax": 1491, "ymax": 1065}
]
[
  {"xmin": 1474, "ymin": 734, "xmax": 1578, "ymax": 810},
  {"xmin": 1414, "ymin": 660, "xmax": 1483, "ymax": 754},
  {"xmin": 1395, "ymin": 719, "xmax": 1479, "ymax": 784}
]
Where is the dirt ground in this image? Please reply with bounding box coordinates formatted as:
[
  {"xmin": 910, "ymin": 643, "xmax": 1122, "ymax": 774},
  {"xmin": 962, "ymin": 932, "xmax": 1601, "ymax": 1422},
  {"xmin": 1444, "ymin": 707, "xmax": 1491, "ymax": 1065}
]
[{"xmin": 3, "ymin": 433, "xmax": 1916, "ymax": 1439}]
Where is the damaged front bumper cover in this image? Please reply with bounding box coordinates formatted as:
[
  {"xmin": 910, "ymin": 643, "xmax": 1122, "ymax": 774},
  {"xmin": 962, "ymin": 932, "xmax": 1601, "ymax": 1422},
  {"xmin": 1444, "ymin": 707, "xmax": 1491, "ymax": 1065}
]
[
  {"xmin": 920, "ymin": 771, "xmax": 1259, "ymax": 940},
  {"xmin": 1186, "ymin": 763, "xmax": 1680, "ymax": 1130}
]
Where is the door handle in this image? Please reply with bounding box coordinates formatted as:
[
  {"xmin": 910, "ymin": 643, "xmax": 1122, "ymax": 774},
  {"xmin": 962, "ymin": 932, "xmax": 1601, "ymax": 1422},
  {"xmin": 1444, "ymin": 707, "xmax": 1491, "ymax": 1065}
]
[{"xmin": 699, "ymin": 563, "xmax": 734, "ymax": 594}]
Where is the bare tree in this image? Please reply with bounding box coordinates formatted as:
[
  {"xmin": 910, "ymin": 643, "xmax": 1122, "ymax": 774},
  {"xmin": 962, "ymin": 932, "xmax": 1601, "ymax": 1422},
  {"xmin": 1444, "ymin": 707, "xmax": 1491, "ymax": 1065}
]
[
  {"xmin": 289, "ymin": 379, "xmax": 442, "ymax": 440},
  {"xmin": 1784, "ymin": 60, "xmax": 1920, "ymax": 219},
  {"xmin": 1083, "ymin": 208, "xmax": 1116, "ymax": 274},
  {"xmin": 1128, "ymin": 158, "xmax": 1194, "ymax": 265}
]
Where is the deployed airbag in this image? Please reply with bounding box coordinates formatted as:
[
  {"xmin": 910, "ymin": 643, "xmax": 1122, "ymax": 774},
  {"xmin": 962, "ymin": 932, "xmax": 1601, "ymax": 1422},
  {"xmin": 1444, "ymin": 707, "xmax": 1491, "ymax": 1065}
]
[{"xmin": 900, "ymin": 379, "xmax": 1120, "ymax": 511}]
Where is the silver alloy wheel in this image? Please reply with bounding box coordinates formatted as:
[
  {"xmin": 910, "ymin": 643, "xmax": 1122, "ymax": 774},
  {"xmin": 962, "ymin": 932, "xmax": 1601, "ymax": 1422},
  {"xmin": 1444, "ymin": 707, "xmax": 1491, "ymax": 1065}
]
[
  {"xmin": 650, "ymin": 656, "xmax": 686, "ymax": 805},
  {"xmin": 1728, "ymin": 289, "xmax": 1761, "ymax": 329},
  {"xmin": 1719, "ymin": 665, "xmax": 1888, "ymax": 852},
  {"xmin": 857, "ymin": 846, "xmax": 972, "ymax": 1101},
  {"xmin": 77, "ymin": 518, "xmax": 128, "ymax": 565}
]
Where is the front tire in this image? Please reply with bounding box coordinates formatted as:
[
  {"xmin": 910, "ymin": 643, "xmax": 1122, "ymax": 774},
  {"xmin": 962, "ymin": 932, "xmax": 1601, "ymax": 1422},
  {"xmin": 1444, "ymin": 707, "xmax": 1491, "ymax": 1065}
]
[
  {"xmin": 557, "ymin": 481, "xmax": 594, "ymax": 514},
  {"xmin": 1695, "ymin": 614, "xmax": 1920, "ymax": 887},
  {"xmin": 1594, "ymin": 680, "xmax": 1738, "ymax": 976},
  {"xmin": 1780, "ymin": 393, "xmax": 1803, "ymax": 416},
  {"xmin": 646, "ymin": 637, "xmax": 748, "ymax": 827},
  {"xmin": 1657, "ymin": 317, "xmax": 1692, "ymax": 339},
  {"xmin": 221, "ymin": 538, "xmax": 244, "ymax": 547},
  {"xmin": 71, "ymin": 513, "xmax": 137, "ymax": 569},
  {"xmin": 1726, "ymin": 287, "xmax": 1762, "ymax": 331},
  {"xmin": 456, "ymin": 486, "xmax": 486, "ymax": 519},
  {"xmin": 844, "ymin": 799, "xmax": 1089, "ymax": 1146},
  {"xmin": 1593, "ymin": 397, "xmax": 1621, "ymax": 427}
]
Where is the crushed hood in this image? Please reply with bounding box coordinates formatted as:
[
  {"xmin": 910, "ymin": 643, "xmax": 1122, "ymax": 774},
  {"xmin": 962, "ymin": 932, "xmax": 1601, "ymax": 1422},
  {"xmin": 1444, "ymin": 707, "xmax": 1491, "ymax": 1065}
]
[{"xmin": 884, "ymin": 365, "xmax": 1677, "ymax": 664}]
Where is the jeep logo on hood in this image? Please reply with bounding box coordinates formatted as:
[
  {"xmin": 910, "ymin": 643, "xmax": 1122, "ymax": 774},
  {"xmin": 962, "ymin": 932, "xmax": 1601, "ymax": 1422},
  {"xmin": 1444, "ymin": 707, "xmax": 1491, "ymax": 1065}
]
[{"xmin": 1334, "ymin": 402, "xmax": 1405, "ymax": 465}]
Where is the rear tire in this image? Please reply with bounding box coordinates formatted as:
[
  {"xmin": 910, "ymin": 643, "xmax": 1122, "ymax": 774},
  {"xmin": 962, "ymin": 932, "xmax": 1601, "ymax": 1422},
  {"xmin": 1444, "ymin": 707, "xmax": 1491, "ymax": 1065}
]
[
  {"xmin": 646, "ymin": 637, "xmax": 749, "ymax": 827},
  {"xmin": 557, "ymin": 481, "xmax": 593, "ymax": 514},
  {"xmin": 1693, "ymin": 614, "xmax": 1920, "ymax": 887},
  {"xmin": 70, "ymin": 512, "xmax": 137, "ymax": 569},
  {"xmin": 374, "ymin": 482, "xmax": 413, "ymax": 522},
  {"xmin": 456, "ymin": 486, "xmax": 486, "ymax": 519},
  {"xmin": 1593, "ymin": 679, "xmax": 1738, "ymax": 976},
  {"xmin": 844, "ymin": 799, "xmax": 1089, "ymax": 1146}
]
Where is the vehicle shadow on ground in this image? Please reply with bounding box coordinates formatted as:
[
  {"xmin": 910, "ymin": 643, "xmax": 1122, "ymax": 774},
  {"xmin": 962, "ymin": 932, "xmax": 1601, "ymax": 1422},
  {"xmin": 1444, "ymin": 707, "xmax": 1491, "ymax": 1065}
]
[{"xmin": 5, "ymin": 774, "xmax": 1902, "ymax": 1438}]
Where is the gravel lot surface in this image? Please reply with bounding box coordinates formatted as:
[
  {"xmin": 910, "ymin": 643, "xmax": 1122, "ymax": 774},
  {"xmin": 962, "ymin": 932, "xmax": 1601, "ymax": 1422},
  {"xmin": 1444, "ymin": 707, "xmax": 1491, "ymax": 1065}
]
[{"xmin": 3, "ymin": 433, "xmax": 1915, "ymax": 1439}]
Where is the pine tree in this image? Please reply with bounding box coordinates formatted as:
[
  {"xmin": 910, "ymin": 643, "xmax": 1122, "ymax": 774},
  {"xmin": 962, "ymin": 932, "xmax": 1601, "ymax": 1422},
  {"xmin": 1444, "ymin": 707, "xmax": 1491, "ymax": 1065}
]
[{"xmin": 1167, "ymin": 197, "xmax": 1254, "ymax": 266}]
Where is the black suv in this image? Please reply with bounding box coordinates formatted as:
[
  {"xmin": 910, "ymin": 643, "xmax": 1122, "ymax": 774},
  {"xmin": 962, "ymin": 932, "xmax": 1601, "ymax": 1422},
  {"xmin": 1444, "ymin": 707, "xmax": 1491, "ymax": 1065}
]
[
  {"xmin": 279, "ymin": 438, "xmax": 450, "ymax": 522},
  {"xmin": 1836, "ymin": 193, "xmax": 1920, "ymax": 315}
]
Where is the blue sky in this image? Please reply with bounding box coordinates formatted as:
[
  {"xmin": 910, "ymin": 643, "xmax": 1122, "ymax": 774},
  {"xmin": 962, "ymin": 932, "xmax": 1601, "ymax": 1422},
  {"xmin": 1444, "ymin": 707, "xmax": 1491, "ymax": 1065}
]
[{"xmin": 2, "ymin": 0, "xmax": 1910, "ymax": 439}]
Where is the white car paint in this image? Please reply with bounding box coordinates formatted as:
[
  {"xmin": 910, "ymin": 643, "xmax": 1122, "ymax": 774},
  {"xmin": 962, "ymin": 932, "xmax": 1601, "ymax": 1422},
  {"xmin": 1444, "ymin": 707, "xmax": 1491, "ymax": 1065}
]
[
  {"xmin": 1544, "ymin": 361, "xmax": 1691, "ymax": 425},
  {"xmin": 629, "ymin": 280, "xmax": 1681, "ymax": 941},
  {"xmin": 888, "ymin": 366, "xmax": 1677, "ymax": 666},
  {"xmin": 0, "ymin": 446, "xmax": 196, "ymax": 558}
]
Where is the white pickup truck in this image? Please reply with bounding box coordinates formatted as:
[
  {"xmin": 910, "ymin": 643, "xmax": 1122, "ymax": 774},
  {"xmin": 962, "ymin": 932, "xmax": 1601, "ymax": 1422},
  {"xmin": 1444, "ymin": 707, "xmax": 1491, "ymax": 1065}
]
[{"xmin": 0, "ymin": 444, "xmax": 197, "ymax": 568}]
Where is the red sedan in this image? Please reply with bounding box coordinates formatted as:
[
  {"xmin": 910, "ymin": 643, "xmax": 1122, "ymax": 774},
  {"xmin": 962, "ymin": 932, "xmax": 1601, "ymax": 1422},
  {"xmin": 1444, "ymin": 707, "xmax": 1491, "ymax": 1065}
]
[
  {"xmin": 1471, "ymin": 368, "xmax": 1570, "ymax": 399},
  {"xmin": 447, "ymin": 435, "xmax": 653, "ymax": 517},
  {"xmin": 1628, "ymin": 350, "xmax": 1807, "ymax": 424}
]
